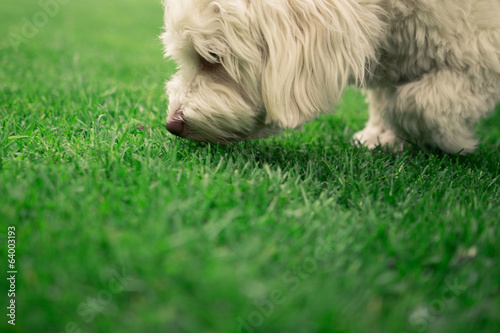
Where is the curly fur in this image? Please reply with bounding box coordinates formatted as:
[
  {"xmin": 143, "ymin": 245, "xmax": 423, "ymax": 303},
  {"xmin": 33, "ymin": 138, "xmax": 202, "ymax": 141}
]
[{"xmin": 161, "ymin": 0, "xmax": 500, "ymax": 154}]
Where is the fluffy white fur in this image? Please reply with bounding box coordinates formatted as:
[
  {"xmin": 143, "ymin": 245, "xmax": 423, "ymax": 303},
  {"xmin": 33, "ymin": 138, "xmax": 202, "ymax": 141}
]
[{"xmin": 161, "ymin": 0, "xmax": 500, "ymax": 154}]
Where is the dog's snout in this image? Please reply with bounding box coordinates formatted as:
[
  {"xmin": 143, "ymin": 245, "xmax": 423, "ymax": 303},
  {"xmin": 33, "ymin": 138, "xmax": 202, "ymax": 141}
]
[{"xmin": 166, "ymin": 115, "xmax": 186, "ymax": 138}]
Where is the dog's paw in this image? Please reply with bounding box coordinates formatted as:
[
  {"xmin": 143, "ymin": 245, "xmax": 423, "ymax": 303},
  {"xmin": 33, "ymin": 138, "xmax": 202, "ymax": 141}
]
[{"xmin": 353, "ymin": 126, "xmax": 404, "ymax": 153}]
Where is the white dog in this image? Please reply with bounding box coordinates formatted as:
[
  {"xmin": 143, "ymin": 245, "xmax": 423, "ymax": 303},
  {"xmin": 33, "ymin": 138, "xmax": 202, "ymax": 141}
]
[{"xmin": 161, "ymin": 0, "xmax": 500, "ymax": 154}]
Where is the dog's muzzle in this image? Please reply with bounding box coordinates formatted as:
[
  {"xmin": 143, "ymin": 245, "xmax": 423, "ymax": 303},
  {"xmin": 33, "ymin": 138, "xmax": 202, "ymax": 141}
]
[{"xmin": 166, "ymin": 110, "xmax": 186, "ymax": 138}]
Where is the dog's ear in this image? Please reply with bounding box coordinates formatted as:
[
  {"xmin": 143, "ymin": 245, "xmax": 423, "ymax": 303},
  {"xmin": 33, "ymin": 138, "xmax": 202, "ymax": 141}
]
[{"xmin": 251, "ymin": 0, "xmax": 384, "ymax": 129}]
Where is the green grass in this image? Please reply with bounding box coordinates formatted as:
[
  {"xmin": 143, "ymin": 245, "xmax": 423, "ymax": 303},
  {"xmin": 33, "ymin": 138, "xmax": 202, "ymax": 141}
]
[{"xmin": 1, "ymin": 1, "xmax": 500, "ymax": 332}]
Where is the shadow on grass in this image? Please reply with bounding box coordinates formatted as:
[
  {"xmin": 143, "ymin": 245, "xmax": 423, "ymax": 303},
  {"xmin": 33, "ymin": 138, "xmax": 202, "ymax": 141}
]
[
  {"xmin": 163, "ymin": 102, "xmax": 500, "ymax": 182},
  {"xmin": 170, "ymin": 126, "xmax": 499, "ymax": 179}
]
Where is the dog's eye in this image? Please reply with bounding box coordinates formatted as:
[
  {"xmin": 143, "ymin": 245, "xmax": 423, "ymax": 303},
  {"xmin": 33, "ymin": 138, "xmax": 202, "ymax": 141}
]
[{"xmin": 208, "ymin": 52, "xmax": 221, "ymax": 63}]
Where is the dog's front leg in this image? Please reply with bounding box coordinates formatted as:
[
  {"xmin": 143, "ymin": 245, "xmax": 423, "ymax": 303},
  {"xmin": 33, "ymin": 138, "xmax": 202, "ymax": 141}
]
[{"xmin": 353, "ymin": 88, "xmax": 404, "ymax": 152}]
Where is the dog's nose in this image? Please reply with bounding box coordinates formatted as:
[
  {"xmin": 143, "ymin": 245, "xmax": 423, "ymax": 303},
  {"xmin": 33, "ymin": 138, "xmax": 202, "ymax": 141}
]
[{"xmin": 166, "ymin": 117, "xmax": 185, "ymax": 137}]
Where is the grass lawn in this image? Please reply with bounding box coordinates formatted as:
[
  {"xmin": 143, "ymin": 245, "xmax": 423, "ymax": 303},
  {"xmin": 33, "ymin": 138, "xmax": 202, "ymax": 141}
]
[{"xmin": 1, "ymin": 0, "xmax": 500, "ymax": 332}]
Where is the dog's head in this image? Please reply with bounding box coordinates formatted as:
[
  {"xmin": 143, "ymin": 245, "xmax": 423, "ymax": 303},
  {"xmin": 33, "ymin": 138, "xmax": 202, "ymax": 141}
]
[{"xmin": 161, "ymin": 0, "xmax": 382, "ymax": 142}]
